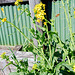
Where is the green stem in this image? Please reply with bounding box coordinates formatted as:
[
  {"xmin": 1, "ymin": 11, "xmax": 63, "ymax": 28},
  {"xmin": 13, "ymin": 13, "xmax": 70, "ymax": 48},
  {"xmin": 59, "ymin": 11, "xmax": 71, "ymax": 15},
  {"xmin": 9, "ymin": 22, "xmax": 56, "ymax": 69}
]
[
  {"xmin": 6, "ymin": 21, "xmax": 35, "ymax": 48},
  {"xmin": 46, "ymin": 19, "xmax": 62, "ymax": 45},
  {"xmin": 5, "ymin": 20, "xmax": 50, "ymax": 67},
  {"xmin": 46, "ymin": 24, "xmax": 52, "ymax": 64},
  {"xmin": 67, "ymin": 0, "xmax": 75, "ymax": 48},
  {"xmin": 61, "ymin": 0, "xmax": 74, "ymax": 50}
]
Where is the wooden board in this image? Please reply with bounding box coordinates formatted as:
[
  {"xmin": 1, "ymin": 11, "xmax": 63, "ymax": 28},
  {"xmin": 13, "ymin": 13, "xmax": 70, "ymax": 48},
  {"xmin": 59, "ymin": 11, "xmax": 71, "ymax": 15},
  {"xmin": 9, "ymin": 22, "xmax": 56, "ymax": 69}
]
[
  {"xmin": 0, "ymin": 0, "xmax": 29, "ymax": 4},
  {"xmin": 0, "ymin": 45, "xmax": 22, "ymax": 51},
  {"xmin": 0, "ymin": 45, "xmax": 14, "ymax": 50},
  {"xmin": 0, "ymin": 50, "xmax": 34, "ymax": 75},
  {"xmin": 29, "ymin": 0, "xmax": 42, "ymax": 46}
]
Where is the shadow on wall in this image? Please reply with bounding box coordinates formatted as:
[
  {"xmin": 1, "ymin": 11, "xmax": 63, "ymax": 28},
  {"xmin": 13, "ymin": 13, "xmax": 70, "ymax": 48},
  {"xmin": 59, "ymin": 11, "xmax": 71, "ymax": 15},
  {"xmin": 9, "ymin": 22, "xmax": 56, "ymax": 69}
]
[
  {"xmin": 41, "ymin": 0, "xmax": 61, "ymax": 31},
  {"xmin": 41, "ymin": 0, "xmax": 52, "ymax": 31}
]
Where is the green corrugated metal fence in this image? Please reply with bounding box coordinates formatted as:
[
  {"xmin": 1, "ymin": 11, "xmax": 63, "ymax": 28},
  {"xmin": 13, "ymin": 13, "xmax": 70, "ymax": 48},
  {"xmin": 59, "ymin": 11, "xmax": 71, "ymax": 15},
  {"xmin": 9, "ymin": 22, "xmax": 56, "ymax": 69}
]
[
  {"xmin": 51, "ymin": 0, "xmax": 75, "ymax": 42},
  {"xmin": 0, "ymin": 4, "xmax": 32, "ymax": 46},
  {"xmin": 0, "ymin": 0, "xmax": 75, "ymax": 46}
]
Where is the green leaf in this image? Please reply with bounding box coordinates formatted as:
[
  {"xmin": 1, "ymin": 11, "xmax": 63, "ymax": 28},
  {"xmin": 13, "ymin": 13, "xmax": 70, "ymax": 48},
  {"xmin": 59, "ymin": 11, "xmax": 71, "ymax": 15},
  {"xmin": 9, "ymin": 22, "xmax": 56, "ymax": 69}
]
[
  {"xmin": 63, "ymin": 50, "xmax": 68, "ymax": 61},
  {"xmin": 9, "ymin": 72, "xmax": 34, "ymax": 75},
  {"xmin": 40, "ymin": 72, "xmax": 47, "ymax": 75},
  {"xmin": 48, "ymin": 73, "xmax": 54, "ymax": 75},
  {"xmin": 54, "ymin": 62, "xmax": 73, "ymax": 74},
  {"xmin": 62, "ymin": 63, "xmax": 73, "ymax": 71},
  {"xmin": 7, "ymin": 47, "xmax": 19, "ymax": 65},
  {"xmin": 2, "ymin": 63, "xmax": 12, "ymax": 70}
]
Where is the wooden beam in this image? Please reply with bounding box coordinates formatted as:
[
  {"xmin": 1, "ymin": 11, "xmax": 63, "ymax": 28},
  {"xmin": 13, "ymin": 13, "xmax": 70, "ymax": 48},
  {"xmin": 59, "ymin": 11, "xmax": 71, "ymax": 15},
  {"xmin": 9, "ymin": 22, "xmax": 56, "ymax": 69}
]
[
  {"xmin": 29, "ymin": 0, "xmax": 42, "ymax": 46},
  {"xmin": 0, "ymin": 50, "xmax": 34, "ymax": 74},
  {"xmin": 0, "ymin": 0, "xmax": 29, "ymax": 4},
  {"xmin": 0, "ymin": 45, "xmax": 22, "ymax": 51}
]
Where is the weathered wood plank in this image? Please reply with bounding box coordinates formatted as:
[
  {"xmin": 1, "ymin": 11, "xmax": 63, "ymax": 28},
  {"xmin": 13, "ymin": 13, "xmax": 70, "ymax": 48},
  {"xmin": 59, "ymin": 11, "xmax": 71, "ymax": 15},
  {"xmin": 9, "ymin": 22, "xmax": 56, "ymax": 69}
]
[
  {"xmin": 0, "ymin": 70, "xmax": 5, "ymax": 75},
  {"xmin": 8, "ymin": 64, "xmax": 16, "ymax": 72},
  {"xmin": 0, "ymin": 50, "xmax": 34, "ymax": 74},
  {"xmin": 0, "ymin": 60, "xmax": 11, "ymax": 75},
  {"xmin": 29, "ymin": 0, "xmax": 42, "ymax": 46},
  {"xmin": 0, "ymin": 45, "xmax": 14, "ymax": 50},
  {"xmin": 13, "ymin": 45, "xmax": 23, "ymax": 51},
  {"xmin": 0, "ymin": 45, "xmax": 22, "ymax": 51},
  {"xmin": 0, "ymin": 61, "xmax": 5, "ymax": 75},
  {"xmin": 0, "ymin": 0, "xmax": 29, "ymax": 4}
]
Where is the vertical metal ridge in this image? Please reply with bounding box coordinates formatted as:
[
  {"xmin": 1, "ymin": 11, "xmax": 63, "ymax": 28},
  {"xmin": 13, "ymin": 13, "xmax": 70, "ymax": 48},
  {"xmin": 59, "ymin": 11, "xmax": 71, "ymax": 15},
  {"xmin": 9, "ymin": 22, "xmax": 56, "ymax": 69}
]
[
  {"xmin": 25, "ymin": 4, "xmax": 28, "ymax": 38},
  {"xmin": 5, "ymin": 5, "xmax": 11, "ymax": 45},
  {"xmin": 21, "ymin": 4, "xmax": 26, "ymax": 44},
  {"xmin": 14, "ymin": 5, "xmax": 20, "ymax": 45},
  {"xmin": 26, "ymin": 4, "xmax": 30, "ymax": 39},
  {"xmin": 1, "ymin": 6, "xmax": 6, "ymax": 45},
  {"xmin": 4, "ymin": 6, "xmax": 9, "ymax": 45},
  {"xmin": 0, "ymin": 6, "xmax": 4, "ymax": 45},
  {"xmin": 9, "ymin": 5, "xmax": 14, "ymax": 45}
]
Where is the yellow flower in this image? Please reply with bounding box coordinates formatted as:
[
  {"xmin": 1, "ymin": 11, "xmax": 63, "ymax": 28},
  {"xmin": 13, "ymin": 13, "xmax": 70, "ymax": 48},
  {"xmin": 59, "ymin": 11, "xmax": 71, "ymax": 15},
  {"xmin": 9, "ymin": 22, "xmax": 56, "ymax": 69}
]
[
  {"xmin": 18, "ymin": 8, "xmax": 20, "ymax": 11},
  {"xmin": 15, "ymin": 1, "xmax": 19, "ymax": 6},
  {"xmin": 37, "ymin": 19, "xmax": 40, "ymax": 23},
  {"xmin": 32, "ymin": 64, "xmax": 37, "ymax": 70},
  {"xmin": 2, "ymin": 18, "xmax": 7, "ymax": 22},
  {"xmin": 74, "ymin": 11, "xmax": 75, "ymax": 18},
  {"xmin": 41, "ymin": 16, "xmax": 45, "ymax": 20},
  {"xmin": 0, "ymin": 52, "xmax": 6, "ymax": 59},
  {"xmin": 73, "ymin": 65, "xmax": 75, "ymax": 68},
  {"xmin": 17, "ymin": 0, "xmax": 23, "ymax": 2},
  {"xmin": 42, "ymin": 3, "xmax": 45, "ymax": 9},
  {"xmin": 73, "ymin": 65, "xmax": 75, "ymax": 72},
  {"xmin": 1, "ymin": 52, "xmax": 6, "ymax": 55},
  {"xmin": 34, "ymin": 2, "xmax": 46, "ymax": 22},
  {"xmin": 67, "ymin": 70, "xmax": 70, "ymax": 72},
  {"xmin": 44, "ymin": 22, "xmax": 47, "ymax": 25},
  {"xmin": 35, "ymin": 14, "xmax": 38, "ymax": 17},
  {"xmin": 1, "ymin": 8, "xmax": 4, "ymax": 13},
  {"xmin": 44, "ymin": 13, "xmax": 46, "ymax": 15}
]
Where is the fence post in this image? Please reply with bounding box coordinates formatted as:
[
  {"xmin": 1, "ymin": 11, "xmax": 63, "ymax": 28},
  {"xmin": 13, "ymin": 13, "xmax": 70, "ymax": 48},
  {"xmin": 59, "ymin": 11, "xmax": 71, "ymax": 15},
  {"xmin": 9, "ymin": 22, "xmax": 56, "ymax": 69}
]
[{"xmin": 29, "ymin": 0, "xmax": 42, "ymax": 46}]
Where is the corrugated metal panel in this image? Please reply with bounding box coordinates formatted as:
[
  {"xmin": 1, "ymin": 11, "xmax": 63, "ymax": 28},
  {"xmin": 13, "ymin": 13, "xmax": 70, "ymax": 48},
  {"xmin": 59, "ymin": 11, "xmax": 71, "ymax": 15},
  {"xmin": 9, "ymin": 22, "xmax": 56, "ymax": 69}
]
[
  {"xmin": 0, "ymin": 0, "xmax": 75, "ymax": 45},
  {"xmin": 0, "ymin": 4, "xmax": 32, "ymax": 46},
  {"xmin": 51, "ymin": 0, "xmax": 75, "ymax": 42}
]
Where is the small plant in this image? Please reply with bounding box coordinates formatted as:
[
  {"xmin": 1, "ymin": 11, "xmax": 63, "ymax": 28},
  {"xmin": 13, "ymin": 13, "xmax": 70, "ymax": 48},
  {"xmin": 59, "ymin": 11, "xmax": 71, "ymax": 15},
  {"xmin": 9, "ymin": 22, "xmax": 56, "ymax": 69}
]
[
  {"xmin": 0, "ymin": 0, "xmax": 75, "ymax": 75},
  {"xmin": 0, "ymin": 48, "xmax": 30, "ymax": 74}
]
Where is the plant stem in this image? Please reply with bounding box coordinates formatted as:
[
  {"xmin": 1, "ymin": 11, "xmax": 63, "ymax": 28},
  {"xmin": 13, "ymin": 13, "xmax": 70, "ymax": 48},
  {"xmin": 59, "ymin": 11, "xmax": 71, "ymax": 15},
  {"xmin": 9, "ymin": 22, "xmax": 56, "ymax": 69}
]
[
  {"xmin": 46, "ymin": 24, "xmax": 52, "ymax": 64},
  {"xmin": 5, "ymin": 20, "xmax": 50, "ymax": 67}
]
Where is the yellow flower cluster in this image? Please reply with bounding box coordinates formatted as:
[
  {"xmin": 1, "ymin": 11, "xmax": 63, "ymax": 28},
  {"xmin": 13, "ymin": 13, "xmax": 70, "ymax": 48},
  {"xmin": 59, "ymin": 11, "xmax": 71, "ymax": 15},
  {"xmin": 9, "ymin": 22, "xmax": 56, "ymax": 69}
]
[
  {"xmin": 17, "ymin": 0, "xmax": 23, "ymax": 2},
  {"xmin": 15, "ymin": 1, "xmax": 19, "ymax": 6},
  {"xmin": 73, "ymin": 65, "xmax": 75, "ymax": 72},
  {"xmin": 74, "ymin": 8, "xmax": 75, "ymax": 18},
  {"xmin": 2, "ymin": 18, "xmax": 7, "ymax": 22},
  {"xmin": 15, "ymin": 0, "xmax": 23, "ymax": 6},
  {"xmin": 44, "ymin": 22, "xmax": 47, "ymax": 25},
  {"xmin": 74, "ymin": 11, "xmax": 75, "ymax": 18},
  {"xmin": 18, "ymin": 8, "xmax": 20, "ymax": 11},
  {"xmin": 1, "ymin": 8, "xmax": 4, "ymax": 13},
  {"xmin": 33, "ymin": 2, "xmax": 46, "ymax": 23},
  {"xmin": 0, "ymin": 52, "xmax": 6, "ymax": 59},
  {"xmin": 32, "ymin": 64, "xmax": 37, "ymax": 70}
]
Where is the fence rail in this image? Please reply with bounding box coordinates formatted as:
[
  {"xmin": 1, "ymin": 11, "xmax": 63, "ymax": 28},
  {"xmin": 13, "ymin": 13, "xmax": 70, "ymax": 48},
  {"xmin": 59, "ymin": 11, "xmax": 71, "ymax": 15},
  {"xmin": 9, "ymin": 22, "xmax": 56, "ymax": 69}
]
[{"xmin": 0, "ymin": 0, "xmax": 29, "ymax": 4}]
